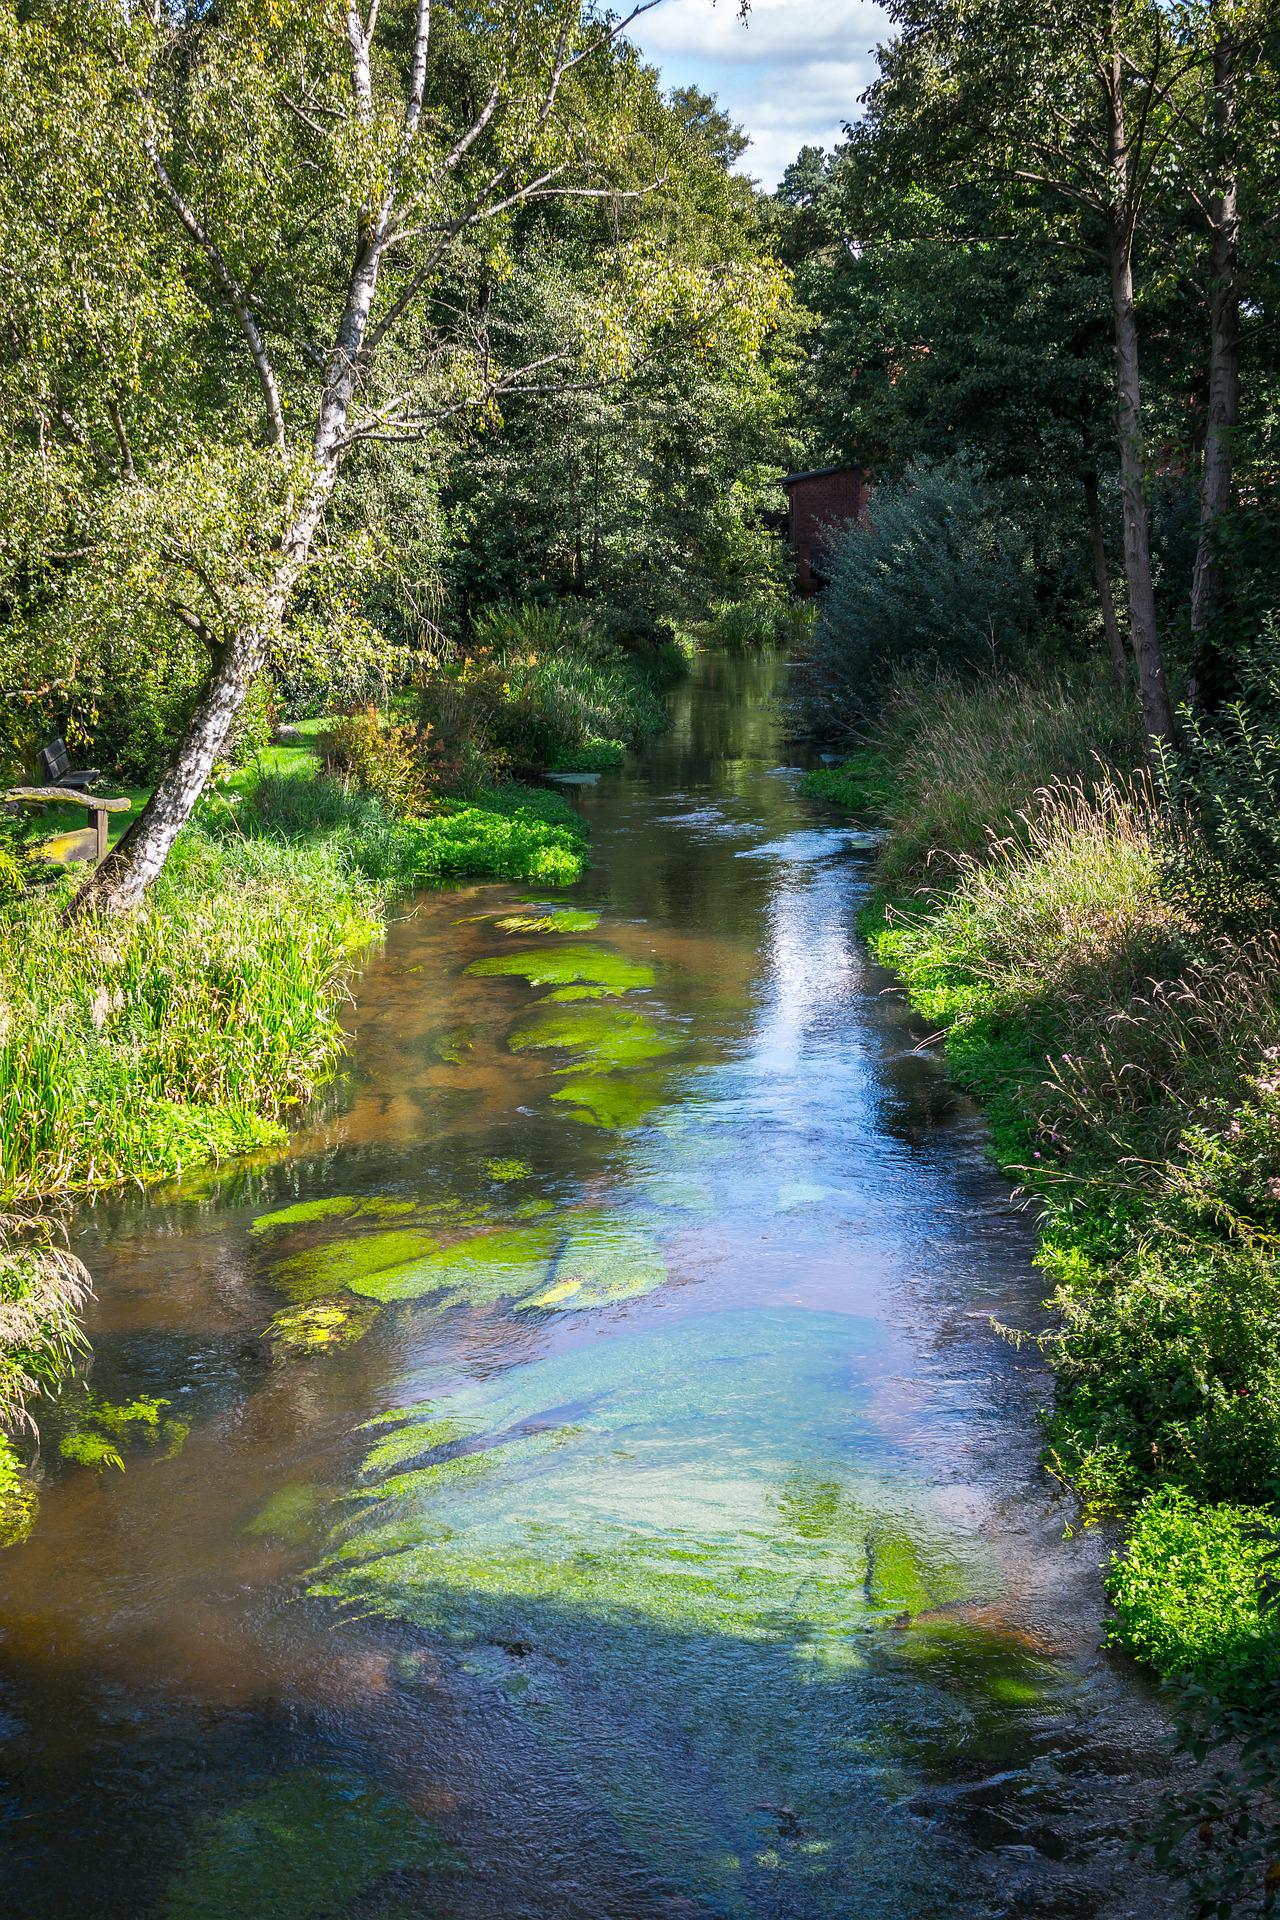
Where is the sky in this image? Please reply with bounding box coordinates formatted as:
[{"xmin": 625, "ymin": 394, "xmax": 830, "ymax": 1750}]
[{"xmin": 631, "ymin": 0, "xmax": 890, "ymax": 192}]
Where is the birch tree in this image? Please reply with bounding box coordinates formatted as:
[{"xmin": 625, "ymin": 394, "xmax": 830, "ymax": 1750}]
[{"xmin": 1, "ymin": 0, "xmax": 779, "ymax": 916}]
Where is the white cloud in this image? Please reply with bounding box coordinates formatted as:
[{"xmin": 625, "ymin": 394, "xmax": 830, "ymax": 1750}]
[{"xmin": 630, "ymin": 0, "xmax": 888, "ymax": 185}]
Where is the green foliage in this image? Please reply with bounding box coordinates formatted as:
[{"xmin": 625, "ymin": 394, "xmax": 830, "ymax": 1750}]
[
  {"xmin": 0, "ymin": 1434, "xmax": 37, "ymax": 1547},
  {"xmin": 799, "ymin": 751, "xmax": 893, "ymax": 811},
  {"xmin": 414, "ymin": 617, "xmax": 669, "ymax": 779},
  {"xmin": 1105, "ymin": 1490, "xmax": 1280, "ymax": 1697},
  {"xmin": 59, "ymin": 1392, "xmax": 189, "ymax": 1471},
  {"xmin": 0, "ymin": 817, "xmax": 381, "ymax": 1202},
  {"xmin": 1157, "ymin": 614, "xmax": 1280, "ymax": 925},
  {"xmin": 799, "ymin": 458, "xmax": 1042, "ymax": 738},
  {"xmin": 0, "ymin": 1214, "xmax": 91, "ymax": 1434}
]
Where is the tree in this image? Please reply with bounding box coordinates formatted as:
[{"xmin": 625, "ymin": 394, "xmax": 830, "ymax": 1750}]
[
  {"xmin": 1183, "ymin": 0, "xmax": 1278, "ymax": 652},
  {"xmin": 865, "ymin": 0, "xmax": 1201, "ymax": 740},
  {"xmin": 0, "ymin": 0, "xmax": 784, "ymax": 915}
]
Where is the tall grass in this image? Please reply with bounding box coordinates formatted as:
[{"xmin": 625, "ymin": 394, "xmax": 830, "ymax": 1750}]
[
  {"xmin": 870, "ymin": 669, "xmax": 1144, "ymax": 884},
  {"xmin": 0, "ymin": 820, "xmax": 383, "ymax": 1204},
  {"xmin": 414, "ymin": 604, "xmax": 672, "ymax": 777}
]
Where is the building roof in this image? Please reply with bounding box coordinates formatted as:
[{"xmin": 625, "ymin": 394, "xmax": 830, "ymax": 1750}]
[{"xmin": 780, "ymin": 465, "xmax": 862, "ymax": 488}]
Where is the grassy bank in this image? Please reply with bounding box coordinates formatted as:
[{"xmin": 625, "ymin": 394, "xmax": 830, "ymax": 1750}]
[
  {"xmin": 809, "ymin": 668, "xmax": 1280, "ymax": 1900},
  {"xmin": 0, "ymin": 751, "xmax": 591, "ymax": 1514}
]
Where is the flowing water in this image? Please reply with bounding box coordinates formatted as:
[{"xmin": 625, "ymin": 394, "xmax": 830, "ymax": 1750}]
[{"xmin": 0, "ymin": 652, "xmax": 1174, "ymax": 1919}]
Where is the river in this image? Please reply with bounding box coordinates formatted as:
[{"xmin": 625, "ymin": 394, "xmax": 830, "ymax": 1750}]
[{"xmin": 0, "ymin": 650, "xmax": 1174, "ymax": 1918}]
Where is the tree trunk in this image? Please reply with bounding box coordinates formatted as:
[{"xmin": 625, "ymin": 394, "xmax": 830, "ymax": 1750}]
[
  {"xmin": 1190, "ymin": 28, "xmax": 1240, "ymax": 649},
  {"xmin": 1083, "ymin": 467, "xmax": 1128, "ymax": 687},
  {"xmin": 1105, "ymin": 62, "xmax": 1174, "ymax": 743},
  {"xmin": 66, "ymin": 476, "xmax": 334, "ymax": 918}
]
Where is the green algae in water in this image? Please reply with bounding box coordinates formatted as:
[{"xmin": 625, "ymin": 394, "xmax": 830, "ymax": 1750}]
[
  {"xmin": 250, "ymin": 1197, "xmax": 416, "ymax": 1238},
  {"xmin": 166, "ymin": 1770, "xmax": 453, "ymax": 1920},
  {"xmin": 60, "ymin": 1394, "xmax": 188, "ymax": 1471},
  {"xmin": 314, "ymin": 1312, "xmax": 1008, "ymax": 1915},
  {"xmin": 431, "ymin": 1026, "xmax": 473, "ymax": 1064},
  {"xmin": 640, "ymin": 1173, "xmax": 717, "ymax": 1214},
  {"xmin": 510, "ymin": 1003, "xmax": 679, "ymax": 1071},
  {"xmin": 317, "ymin": 1311, "xmax": 996, "ymax": 1647},
  {"xmin": 483, "ymin": 1157, "xmax": 531, "ymax": 1182},
  {"xmin": 495, "ymin": 908, "xmax": 600, "ymax": 933},
  {"xmin": 520, "ymin": 1212, "xmax": 666, "ymax": 1310},
  {"xmin": 551, "ymin": 1073, "xmax": 667, "ymax": 1130},
  {"xmin": 271, "ymin": 1229, "xmax": 440, "ymax": 1302},
  {"xmin": 268, "ymin": 1293, "xmax": 380, "ymax": 1355},
  {"xmin": 244, "ymin": 1483, "xmax": 328, "ymax": 1547},
  {"xmin": 346, "ymin": 1223, "xmax": 559, "ymax": 1305},
  {"xmin": 467, "ymin": 942, "xmax": 654, "ymax": 996}
]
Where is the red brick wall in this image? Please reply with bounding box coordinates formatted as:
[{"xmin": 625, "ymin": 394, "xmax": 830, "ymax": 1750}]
[{"xmin": 786, "ymin": 469, "xmax": 868, "ymax": 591}]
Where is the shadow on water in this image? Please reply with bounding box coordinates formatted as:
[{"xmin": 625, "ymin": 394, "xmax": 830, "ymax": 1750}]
[{"xmin": 0, "ymin": 651, "xmax": 1175, "ymax": 1919}]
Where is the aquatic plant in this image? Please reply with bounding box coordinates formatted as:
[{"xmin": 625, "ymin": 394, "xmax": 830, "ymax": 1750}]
[
  {"xmin": 467, "ymin": 942, "xmax": 655, "ymax": 996},
  {"xmin": 269, "ymin": 1228, "xmax": 441, "ymax": 1303},
  {"xmin": 520, "ymin": 1213, "xmax": 666, "ymax": 1310},
  {"xmin": 508, "ymin": 1002, "xmax": 679, "ymax": 1071},
  {"xmin": 60, "ymin": 1393, "xmax": 188, "ymax": 1470},
  {"xmin": 313, "ymin": 1313, "xmax": 1007, "ymax": 1911},
  {"xmin": 167, "ymin": 1770, "xmax": 452, "ymax": 1920},
  {"xmin": 244, "ymin": 1483, "xmax": 327, "ymax": 1546},
  {"xmin": 493, "ymin": 908, "xmax": 600, "ymax": 933},
  {"xmin": 268, "ymin": 1295, "xmax": 380, "ymax": 1354},
  {"xmin": 551, "ymin": 1073, "xmax": 669, "ymax": 1130},
  {"xmin": 343, "ymin": 1223, "xmax": 560, "ymax": 1305},
  {"xmin": 250, "ymin": 1196, "xmax": 416, "ymax": 1238}
]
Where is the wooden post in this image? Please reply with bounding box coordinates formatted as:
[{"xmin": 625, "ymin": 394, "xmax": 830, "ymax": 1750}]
[{"xmin": 93, "ymin": 804, "xmax": 109, "ymax": 863}]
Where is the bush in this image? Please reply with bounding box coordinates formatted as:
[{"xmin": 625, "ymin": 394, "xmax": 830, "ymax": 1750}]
[
  {"xmin": 1048, "ymin": 1244, "xmax": 1280, "ymax": 1511},
  {"xmin": 322, "ymin": 705, "xmax": 464, "ymax": 813},
  {"xmin": 798, "ymin": 456, "xmax": 1039, "ymax": 738},
  {"xmin": 1106, "ymin": 1489, "xmax": 1280, "ymax": 1697},
  {"xmin": 1157, "ymin": 613, "xmax": 1280, "ymax": 926},
  {"xmin": 416, "ymin": 608, "xmax": 666, "ymax": 776}
]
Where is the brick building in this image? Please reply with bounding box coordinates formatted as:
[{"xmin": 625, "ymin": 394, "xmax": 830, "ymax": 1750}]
[{"xmin": 781, "ymin": 466, "xmax": 869, "ymax": 593}]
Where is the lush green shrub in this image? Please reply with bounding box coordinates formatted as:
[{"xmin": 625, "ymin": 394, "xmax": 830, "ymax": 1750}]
[
  {"xmin": 799, "ymin": 457, "xmax": 1039, "ymax": 738},
  {"xmin": 1106, "ymin": 1489, "xmax": 1280, "ymax": 1697},
  {"xmin": 1047, "ymin": 1245, "xmax": 1280, "ymax": 1511},
  {"xmin": 1157, "ymin": 613, "xmax": 1280, "ymax": 926},
  {"xmin": 416, "ymin": 610, "xmax": 666, "ymax": 776}
]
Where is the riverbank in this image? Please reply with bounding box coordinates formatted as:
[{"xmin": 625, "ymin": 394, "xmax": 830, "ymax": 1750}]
[
  {"xmin": 806, "ymin": 668, "xmax": 1280, "ymax": 1900},
  {"xmin": 0, "ymin": 767, "xmax": 588, "ymax": 1486}
]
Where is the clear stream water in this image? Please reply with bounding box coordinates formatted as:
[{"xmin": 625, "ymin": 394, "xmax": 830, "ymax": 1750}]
[{"xmin": 0, "ymin": 652, "xmax": 1176, "ymax": 1919}]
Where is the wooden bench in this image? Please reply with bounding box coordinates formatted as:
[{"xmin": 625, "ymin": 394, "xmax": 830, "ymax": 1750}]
[
  {"xmin": 3, "ymin": 786, "xmax": 132, "ymax": 864},
  {"xmin": 38, "ymin": 737, "xmax": 100, "ymax": 792}
]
